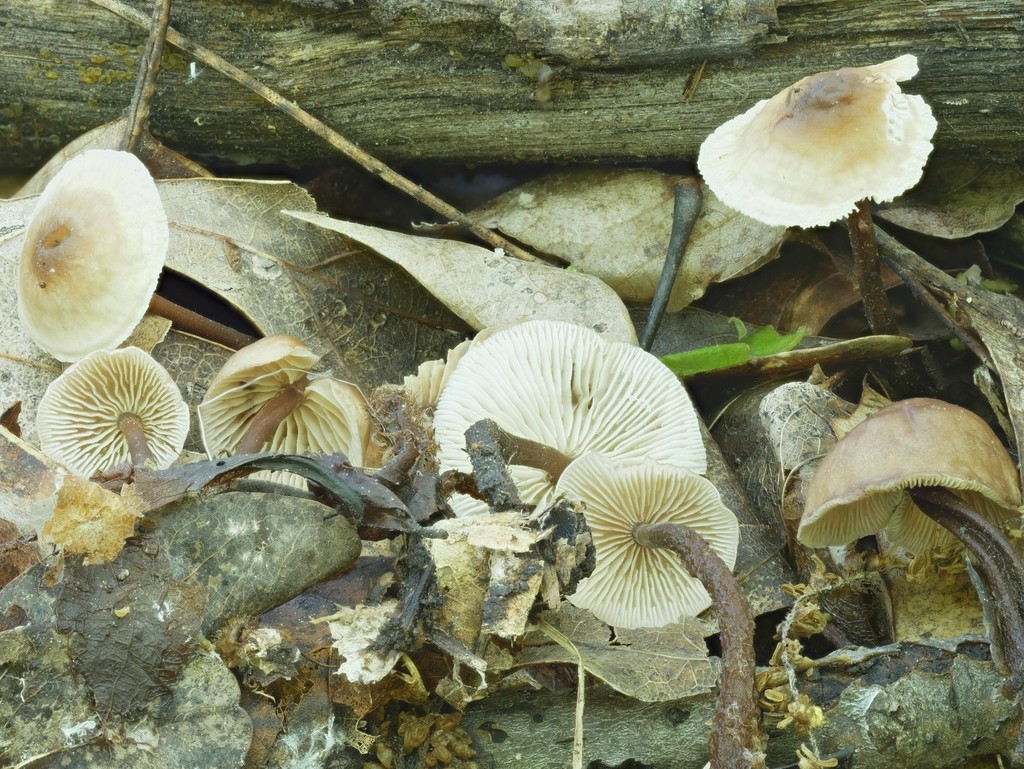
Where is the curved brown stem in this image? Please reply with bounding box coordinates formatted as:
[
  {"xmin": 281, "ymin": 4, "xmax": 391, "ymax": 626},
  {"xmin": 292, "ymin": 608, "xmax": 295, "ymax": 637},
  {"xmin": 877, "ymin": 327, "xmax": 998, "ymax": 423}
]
[
  {"xmin": 632, "ymin": 521, "xmax": 765, "ymax": 769},
  {"xmin": 848, "ymin": 200, "xmax": 897, "ymax": 335},
  {"xmin": 117, "ymin": 412, "xmax": 153, "ymax": 467},
  {"xmin": 148, "ymin": 294, "xmax": 258, "ymax": 351},
  {"xmin": 234, "ymin": 377, "xmax": 308, "ymax": 454},
  {"xmin": 910, "ymin": 486, "xmax": 1024, "ymax": 691}
]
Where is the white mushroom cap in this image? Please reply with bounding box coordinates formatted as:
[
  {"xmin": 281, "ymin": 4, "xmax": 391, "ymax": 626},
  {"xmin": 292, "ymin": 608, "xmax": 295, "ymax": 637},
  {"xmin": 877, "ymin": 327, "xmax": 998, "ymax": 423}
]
[
  {"xmin": 197, "ymin": 336, "xmax": 371, "ymax": 481},
  {"xmin": 434, "ymin": 320, "xmax": 706, "ymax": 515},
  {"xmin": 557, "ymin": 453, "xmax": 739, "ymax": 629},
  {"xmin": 698, "ymin": 54, "xmax": 937, "ymax": 228},
  {"xmin": 799, "ymin": 398, "xmax": 1022, "ymax": 554},
  {"xmin": 36, "ymin": 347, "xmax": 189, "ymax": 477},
  {"xmin": 18, "ymin": 149, "xmax": 168, "ymax": 361}
]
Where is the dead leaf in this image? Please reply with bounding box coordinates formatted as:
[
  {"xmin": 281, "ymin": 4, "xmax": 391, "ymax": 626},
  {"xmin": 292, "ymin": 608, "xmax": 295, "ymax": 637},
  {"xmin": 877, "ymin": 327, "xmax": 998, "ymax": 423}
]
[
  {"xmin": 522, "ymin": 604, "xmax": 718, "ymax": 703},
  {"xmin": 877, "ymin": 151, "xmax": 1024, "ymax": 238},
  {"xmin": 0, "ymin": 423, "xmax": 68, "ymax": 535},
  {"xmin": 471, "ymin": 169, "xmax": 784, "ymax": 311},
  {"xmin": 323, "ymin": 600, "xmax": 403, "ymax": 684},
  {"xmin": 53, "ymin": 534, "xmax": 206, "ymax": 720},
  {"xmin": 41, "ymin": 474, "xmax": 141, "ymax": 564},
  {"xmin": 284, "ymin": 211, "xmax": 636, "ymax": 343}
]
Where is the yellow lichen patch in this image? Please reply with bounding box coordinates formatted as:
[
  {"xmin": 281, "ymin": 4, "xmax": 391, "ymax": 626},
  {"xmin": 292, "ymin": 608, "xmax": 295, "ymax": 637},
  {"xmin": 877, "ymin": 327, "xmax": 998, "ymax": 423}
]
[{"xmin": 41, "ymin": 475, "xmax": 141, "ymax": 564}]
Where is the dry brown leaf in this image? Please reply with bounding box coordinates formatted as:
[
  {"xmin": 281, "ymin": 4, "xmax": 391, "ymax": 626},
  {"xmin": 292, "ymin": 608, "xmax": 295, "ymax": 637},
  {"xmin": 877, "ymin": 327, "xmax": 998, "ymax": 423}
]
[
  {"xmin": 471, "ymin": 169, "xmax": 785, "ymax": 310},
  {"xmin": 284, "ymin": 211, "xmax": 636, "ymax": 342},
  {"xmin": 877, "ymin": 151, "xmax": 1024, "ymax": 238},
  {"xmin": 41, "ymin": 474, "xmax": 141, "ymax": 564},
  {"xmin": 522, "ymin": 604, "xmax": 717, "ymax": 703}
]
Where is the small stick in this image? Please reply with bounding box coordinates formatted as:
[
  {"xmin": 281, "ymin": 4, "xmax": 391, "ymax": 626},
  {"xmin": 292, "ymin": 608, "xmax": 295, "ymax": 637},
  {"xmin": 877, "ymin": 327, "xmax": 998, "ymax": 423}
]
[
  {"xmin": 122, "ymin": 0, "xmax": 172, "ymax": 153},
  {"xmin": 90, "ymin": 0, "xmax": 540, "ymax": 263}
]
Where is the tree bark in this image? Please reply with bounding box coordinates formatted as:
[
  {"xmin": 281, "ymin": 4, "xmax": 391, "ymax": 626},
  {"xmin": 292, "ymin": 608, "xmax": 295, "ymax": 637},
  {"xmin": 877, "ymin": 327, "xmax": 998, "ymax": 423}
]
[{"xmin": 0, "ymin": 0, "xmax": 1020, "ymax": 171}]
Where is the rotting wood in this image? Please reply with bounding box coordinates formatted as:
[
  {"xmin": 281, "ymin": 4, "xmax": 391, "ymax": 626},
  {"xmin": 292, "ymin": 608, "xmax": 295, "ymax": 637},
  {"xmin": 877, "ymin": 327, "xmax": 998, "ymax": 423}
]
[{"xmin": 0, "ymin": 0, "xmax": 1021, "ymax": 170}]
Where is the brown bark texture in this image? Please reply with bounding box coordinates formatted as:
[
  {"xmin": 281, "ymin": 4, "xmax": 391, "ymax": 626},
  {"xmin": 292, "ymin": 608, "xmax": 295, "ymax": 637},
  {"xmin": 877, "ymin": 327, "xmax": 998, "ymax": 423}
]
[{"xmin": 0, "ymin": 0, "xmax": 1021, "ymax": 171}]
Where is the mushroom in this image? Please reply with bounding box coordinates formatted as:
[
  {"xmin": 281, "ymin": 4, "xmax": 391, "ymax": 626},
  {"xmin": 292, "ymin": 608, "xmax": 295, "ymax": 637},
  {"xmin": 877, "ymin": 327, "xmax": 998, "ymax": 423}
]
[
  {"xmin": 17, "ymin": 148, "xmax": 255, "ymax": 359},
  {"xmin": 556, "ymin": 453, "xmax": 739, "ymax": 628},
  {"xmin": 36, "ymin": 347, "xmax": 189, "ymax": 477},
  {"xmin": 799, "ymin": 396, "xmax": 1024, "ymax": 687},
  {"xmin": 799, "ymin": 398, "xmax": 1021, "ymax": 554},
  {"xmin": 197, "ymin": 335, "xmax": 372, "ymax": 479},
  {"xmin": 557, "ymin": 453, "xmax": 760, "ymax": 767},
  {"xmin": 698, "ymin": 54, "xmax": 937, "ymax": 333},
  {"xmin": 18, "ymin": 149, "xmax": 168, "ymax": 362},
  {"xmin": 433, "ymin": 319, "xmax": 706, "ymax": 515}
]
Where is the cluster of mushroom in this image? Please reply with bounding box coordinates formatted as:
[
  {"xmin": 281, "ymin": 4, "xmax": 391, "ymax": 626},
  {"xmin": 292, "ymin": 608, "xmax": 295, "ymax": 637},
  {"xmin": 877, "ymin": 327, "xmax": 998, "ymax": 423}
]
[
  {"xmin": 16, "ymin": 149, "xmax": 193, "ymax": 478},
  {"xmin": 430, "ymin": 320, "xmax": 741, "ymax": 630}
]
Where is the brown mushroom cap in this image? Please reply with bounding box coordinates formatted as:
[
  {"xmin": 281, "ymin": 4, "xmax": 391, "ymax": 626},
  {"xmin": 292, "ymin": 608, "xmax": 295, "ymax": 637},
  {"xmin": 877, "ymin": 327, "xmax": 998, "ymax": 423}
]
[
  {"xmin": 799, "ymin": 397, "xmax": 1022, "ymax": 554},
  {"xmin": 198, "ymin": 336, "xmax": 371, "ymax": 477},
  {"xmin": 698, "ymin": 55, "xmax": 937, "ymax": 228},
  {"xmin": 17, "ymin": 149, "xmax": 168, "ymax": 361},
  {"xmin": 433, "ymin": 320, "xmax": 706, "ymax": 516},
  {"xmin": 557, "ymin": 453, "xmax": 739, "ymax": 628},
  {"xmin": 36, "ymin": 347, "xmax": 189, "ymax": 477}
]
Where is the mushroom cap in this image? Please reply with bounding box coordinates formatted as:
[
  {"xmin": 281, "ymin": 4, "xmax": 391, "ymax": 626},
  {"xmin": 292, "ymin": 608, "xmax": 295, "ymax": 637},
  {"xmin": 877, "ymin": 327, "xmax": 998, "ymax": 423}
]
[
  {"xmin": 557, "ymin": 453, "xmax": 739, "ymax": 629},
  {"xmin": 36, "ymin": 347, "xmax": 189, "ymax": 477},
  {"xmin": 18, "ymin": 149, "xmax": 168, "ymax": 361},
  {"xmin": 799, "ymin": 397, "xmax": 1022, "ymax": 554},
  {"xmin": 434, "ymin": 320, "xmax": 706, "ymax": 516},
  {"xmin": 198, "ymin": 372, "xmax": 371, "ymax": 469},
  {"xmin": 698, "ymin": 54, "xmax": 937, "ymax": 228},
  {"xmin": 198, "ymin": 336, "xmax": 371, "ymax": 481},
  {"xmin": 202, "ymin": 334, "xmax": 322, "ymax": 402}
]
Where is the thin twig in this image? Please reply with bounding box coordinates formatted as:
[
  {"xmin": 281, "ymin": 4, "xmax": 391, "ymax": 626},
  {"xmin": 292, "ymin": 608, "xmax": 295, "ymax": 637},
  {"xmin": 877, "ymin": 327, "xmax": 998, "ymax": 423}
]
[
  {"xmin": 90, "ymin": 0, "xmax": 539, "ymax": 262},
  {"xmin": 122, "ymin": 0, "xmax": 172, "ymax": 153}
]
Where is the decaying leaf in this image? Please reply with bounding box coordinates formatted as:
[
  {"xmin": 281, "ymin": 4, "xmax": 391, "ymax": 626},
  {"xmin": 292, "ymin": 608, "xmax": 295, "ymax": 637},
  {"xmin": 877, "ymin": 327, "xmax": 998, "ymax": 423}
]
[
  {"xmin": 284, "ymin": 211, "xmax": 637, "ymax": 342},
  {"xmin": 522, "ymin": 604, "xmax": 718, "ymax": 703},
  {"xmin": 0, "ymin": 562, "xmax": 249, "ymax": 768},
  {"xmin": 53, "ymin": 534, "xmax": 206, "ymax": 721},
  {"xmin": 877, "ymin": 151, "xmax": 1024, "ymax": 238},
  {"xmin": 323, "ymin": 600, "xmax": 403, "ymax": 685},
  {"xmin": 41, "ymin": 474, "xmax": 141, "ymax": 564},
  {"xmin": 471, "ymin": 169, "xmax": 785, "ymax": 310},
  {"xmin": 0, "ymin": 423, "xmax": 68, "ymax": 535}
]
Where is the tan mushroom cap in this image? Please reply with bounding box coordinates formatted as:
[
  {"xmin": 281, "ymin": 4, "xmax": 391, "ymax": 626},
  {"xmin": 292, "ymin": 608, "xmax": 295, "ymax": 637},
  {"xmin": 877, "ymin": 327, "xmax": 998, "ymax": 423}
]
[
  {"xmin": 201, "ymin": 334, "xmax": 321, "ymax": 402},
  {"xmin": 198, "ymin": 336, "xmax": 371, "ymax": 479},
  {"xmin": 433, "ymin": 320, "xmax": 707, "ymax": 516},
  {"xmin": 18, "ymin": 149, "xmax": 168, "ymax": 362},
  {"xmin": 36, "ymin": 347, "xmax": 189, "ymax": 477},
  {"xmin": 799, "ymin": 398, "xmax": 1022, "ymax": 554},
  {"xmin": 698, "ymin": 54, "xmax": 937, "ymax": 228},
  {"xmin": 557, "ymin": 453, "xmax": 739, "ymax": 629}
]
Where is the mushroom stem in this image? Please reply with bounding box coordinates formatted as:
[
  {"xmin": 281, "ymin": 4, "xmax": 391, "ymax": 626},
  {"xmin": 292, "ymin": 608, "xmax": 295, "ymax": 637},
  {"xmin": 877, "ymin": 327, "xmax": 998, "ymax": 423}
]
[
  {"xmin": 847, "ymin": 200, "xmax": 897, "ymax": 335},
  {"xmin": 632, "ymin": 521, "xmax": 765, "ymax": 769},
  {"xmin": 909, "ymin": 486, "xmax": 1024, "ymax": 690},
  {"xmin": 148, "ymin": 294, "xmax": 258, "ymax": 351},
  {"xmin": 466, "ymin": 419, "xmax": 574, "ymax": 483},
  {"xmin": 117, "ymin": 412, "xmax": 154, "ymax": 467},
  {"xmin": 235, "ymin": 376, "xmax": 309, "ymax": 454},
  {"xmin": 640, "ymin": 179, "xmax": 703, "ymax": 351}
]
